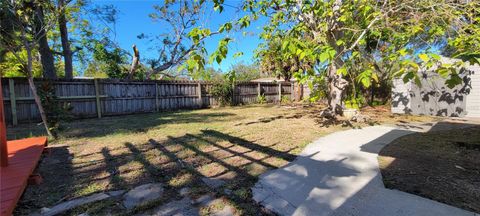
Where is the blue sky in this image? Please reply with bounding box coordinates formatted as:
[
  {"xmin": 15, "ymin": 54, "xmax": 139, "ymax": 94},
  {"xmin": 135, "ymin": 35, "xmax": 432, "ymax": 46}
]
[{"xmin": 90, "ymin": 0, "xmax": 264, "ymax": 72}]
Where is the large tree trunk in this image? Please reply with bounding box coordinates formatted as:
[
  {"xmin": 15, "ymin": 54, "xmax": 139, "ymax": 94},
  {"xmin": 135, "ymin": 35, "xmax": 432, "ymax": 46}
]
[
  {"xmin": 35, "ymin": 4, "xmax": 57, "ymax": 79},
  {"xmin": 25, "ymin": 42, "xmax": 53, "ymax": 137},
  {"xmin": 58, "ymin": 0, "xmax": 73, "ymax": 79},
  {"xmin": 325, "ymin": 0, "xmax": 348, "ymax": 116},
  {"xmin": 327, "ymin": 64, "xmax": 348, "ymax": 115}
]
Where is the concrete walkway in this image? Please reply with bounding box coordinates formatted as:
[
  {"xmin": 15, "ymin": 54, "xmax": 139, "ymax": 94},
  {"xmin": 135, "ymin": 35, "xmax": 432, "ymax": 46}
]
[{"xmin": 252, "ymin": 125, "xmax": 477, "ymax": 216}]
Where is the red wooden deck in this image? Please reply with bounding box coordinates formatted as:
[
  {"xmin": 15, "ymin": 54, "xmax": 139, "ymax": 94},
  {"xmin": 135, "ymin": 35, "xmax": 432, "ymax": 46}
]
[{"xmin": 1, "ymin": 137, "xmax": 47, "ymax": 216}]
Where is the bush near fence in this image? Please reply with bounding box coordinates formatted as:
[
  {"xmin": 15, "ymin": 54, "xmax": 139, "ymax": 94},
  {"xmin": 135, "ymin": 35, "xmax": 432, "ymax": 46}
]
[{"xmin": 1, "ymin": 78, "xmax": 298, "ymax": 125}]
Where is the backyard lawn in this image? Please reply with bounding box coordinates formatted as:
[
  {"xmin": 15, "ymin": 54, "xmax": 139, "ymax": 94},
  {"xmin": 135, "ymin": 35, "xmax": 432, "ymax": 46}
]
[{"xmin": 9, "ymin": 104, "xmax": 437, "ymax": 215}]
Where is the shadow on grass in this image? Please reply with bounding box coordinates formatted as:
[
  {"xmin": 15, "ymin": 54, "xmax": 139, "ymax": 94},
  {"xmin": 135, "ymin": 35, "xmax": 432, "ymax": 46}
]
[{"xmin": 15, "ymin": 128, "xmax": 300, "ymax": 215}]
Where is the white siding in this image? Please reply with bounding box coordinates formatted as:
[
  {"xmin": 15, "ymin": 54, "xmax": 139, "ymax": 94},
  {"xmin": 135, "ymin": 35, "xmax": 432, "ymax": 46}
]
[{"xmin": 466, "ymin": 64, "xmax": 480, "ymax": 117}]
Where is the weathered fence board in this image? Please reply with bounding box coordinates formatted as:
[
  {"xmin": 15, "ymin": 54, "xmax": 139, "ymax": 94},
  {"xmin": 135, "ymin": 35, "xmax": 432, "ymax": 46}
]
[{"xmin": 1, "ymin": 78, "xmax": 295, "ymax": 125}]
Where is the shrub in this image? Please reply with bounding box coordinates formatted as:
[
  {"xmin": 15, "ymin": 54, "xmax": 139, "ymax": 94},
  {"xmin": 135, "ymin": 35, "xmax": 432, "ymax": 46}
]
[
  {"xmin": 344, "ymin": 98, "xmax": 364, "ymax": 109},
  {"xmin": 281, "ymin": 95, "xmax": 290, "ymax": 104},
  {"xmin": 37, "ymin": 82, "xmax": 73, "ymax": 137},
  {"xmin": 257, "ymin": 94, "xmax": 266, "ymax": 104},
  {"xmin": 211, "ymin": 81, "xmax": 234, "ymax": 106},
  {"xmin": 211, "ymin": 70, "xmax": 237, "ymax": 106}
]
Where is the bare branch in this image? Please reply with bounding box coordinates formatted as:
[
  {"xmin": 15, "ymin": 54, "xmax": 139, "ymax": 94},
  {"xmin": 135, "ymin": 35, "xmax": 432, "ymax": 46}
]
[{"xmin": 127, "ymin": 44, "xmax": 140, "ymax": 80}]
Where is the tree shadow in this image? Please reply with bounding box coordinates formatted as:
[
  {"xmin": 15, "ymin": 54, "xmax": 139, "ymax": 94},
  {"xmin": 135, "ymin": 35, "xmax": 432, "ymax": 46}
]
[
  {"xmin": 252, "ymin": 151, "xmax": 366, "ymax": 216},
  {"xmin": 14, "ymin": 146, "xmax": 74, "ymax": 215},
  {"xmin": 235, "ymin": 113, "xmax": 304, "ymax": 126}
]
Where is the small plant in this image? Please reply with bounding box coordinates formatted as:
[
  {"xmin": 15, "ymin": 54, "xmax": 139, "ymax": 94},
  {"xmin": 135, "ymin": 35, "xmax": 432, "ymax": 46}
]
[
  {"xmin": 344, "ymin": 95, "xmax": 365, "ymax": 110},
  {"xmin": 281, "ymin": 95, "xmax": 290, "ymax": 104},
  {"xmin": 257, "ymin": 94, "xmax": 266, "ymax": 104},
  {"xmin": 233, "ymin": 187, "xmax": 250, "ymax": 200}
]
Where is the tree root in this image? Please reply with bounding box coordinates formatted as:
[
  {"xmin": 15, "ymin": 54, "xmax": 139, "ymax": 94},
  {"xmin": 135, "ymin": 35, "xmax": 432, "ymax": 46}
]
[{"xmin": 316, "ymin": 108, "xmax": 373, "ymax": 127}]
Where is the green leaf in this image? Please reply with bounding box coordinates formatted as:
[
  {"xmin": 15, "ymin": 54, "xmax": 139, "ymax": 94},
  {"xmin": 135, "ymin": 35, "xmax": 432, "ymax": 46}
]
[
  {"xmin": 446, "ymin": 74, "xmax": 462, "ymax": 88},
  {"xmin": 299, "ymin": 52, "xmax": 306, "ymax": 60},
  {"xmin": 402, "ymin": 71, "xmax": 415, "ymax": 83},
  {"xmin": 336, "ymin": 40, "xmax": 344, "ymax": 46},
  {"xmin": 219, "ymin": 22, "xmax": 232, "ymax": 33},
  {"xmin": 418, "ymin": 53, "xmax": 429, "ymax": 62},
  {"xmin": 328, "ymin": 49, "xmax": 336, "ymax": 59},
  {"xmin": 414, "ymin": 75, "xmax": 421, "ymax": 87},
  {"xmin": 233, "ymin": 52, "xmax": 243, "ymax": 58},
  {"xmin": 319, "ymin": 52, "xmax": 329, "ymax": 63},
  {"xmin": 371, "ymin": 73, "xmax": 379, "ymax": 83},
  {"xmin": 399, "ymin": 48, "xmax": 408, "ymax": 57},
  {"xmin": 430, "ymin": 53, "xmax": 441, "ymax": 60},
  {"xmin": 282, "ymin": 41, "xmax": 289, "ymax": 50},
  {"xmin": 437, "ymin": 68, "xmax": 450, "ymax": 78},
  {"xmin": 296, "ymin": 49, "xmax": 302, "ymax": 55},
  {"xmin": 337, "ymin": 67, "xmax": 347, "ymax": 76}
]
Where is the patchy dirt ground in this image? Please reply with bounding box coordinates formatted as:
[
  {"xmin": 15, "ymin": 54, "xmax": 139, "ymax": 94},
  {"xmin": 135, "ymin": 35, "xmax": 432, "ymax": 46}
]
[
  {"xmin": 378, "ymin": 123, "xmax": 480, "ymax": 214},
  {"xmin": 8, "ymin": 104, "xmax": 438, "ymax": 215}
]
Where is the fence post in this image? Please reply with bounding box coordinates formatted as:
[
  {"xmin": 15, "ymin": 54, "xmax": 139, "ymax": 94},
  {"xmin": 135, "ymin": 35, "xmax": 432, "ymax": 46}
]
[
  {"xmin": 197, "ymin": 82, "xmax": 203, "ymax": 108},
  {"xmin": 8, "ymin": 79, "xmax": 17, "ymax": 126},
  {"xmin": 290, "ymin": 82, "xmax": 294, "ymax": 101},
  {"xmin": 155, "ymin": 82, "xmax": 159, "ymax": 112},
  {"xmin": 94, "ymin": 79, "xmax": 102, "ymax": 118},
  {"xmin": 278, "ymin": 82, "xmax": 282, "ymax": 103},
  {"xmin": 257, "ymin": 82, "xmax": 261, "ymax": 98},
  {"xmin": 231, "ymin": 82, "xmax": 235, "ymax": 105}
]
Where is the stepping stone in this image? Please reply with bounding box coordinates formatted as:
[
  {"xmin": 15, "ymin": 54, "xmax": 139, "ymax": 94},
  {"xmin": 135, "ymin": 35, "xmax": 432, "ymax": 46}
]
[
  {"xmin": 107, "ymin": 190, "xmax": 126, "ymax": 198},
  {"xmin": 139, "ymin": 197, "xmax": 199, "ymax": 216},
  {"xmin": 191, "ymin": 194, "xmax": 214, "ymax": 206},
  {"xmin": 223, "ymin": 189, "xmax": 232, "ymax": 195},
  {"xmin": 201, "ymin": 177, "xmax": 225, "ymax": 189},
  {"xmin": 41, "ymin": 193, "xmax": 110, "ymax": 216},
  {"xmin": 123, "ymin": 183, "xmax": 164, "ymax": 209},
  {"xmin": 179, "ymin": 187, "xmax": 191, "ymax": 196}
]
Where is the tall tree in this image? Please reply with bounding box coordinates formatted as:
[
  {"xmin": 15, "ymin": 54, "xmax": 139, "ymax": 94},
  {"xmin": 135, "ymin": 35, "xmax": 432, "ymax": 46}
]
[
  {"xmin": 57, "ymin": 0, "xmax": 73, "ymax": 79},
  {"xmin": 34, "ymin": 2, "xmax": 57, "ymax": 79},
  {"xmin": 230, "ymin": 61, "xmax": 263, "ymax": 82}
]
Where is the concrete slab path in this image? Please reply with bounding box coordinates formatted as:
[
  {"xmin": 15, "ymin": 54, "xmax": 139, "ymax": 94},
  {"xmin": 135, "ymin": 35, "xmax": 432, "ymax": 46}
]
[{"xmin": 252, "ymin": 125, "xmax": 477, "ymax": 216}]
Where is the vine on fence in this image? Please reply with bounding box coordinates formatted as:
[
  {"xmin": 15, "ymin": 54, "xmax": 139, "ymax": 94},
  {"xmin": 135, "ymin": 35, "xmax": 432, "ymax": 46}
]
[{"xmin": 211, "ymin": 71, "xmax": 236, "ymax": 106}]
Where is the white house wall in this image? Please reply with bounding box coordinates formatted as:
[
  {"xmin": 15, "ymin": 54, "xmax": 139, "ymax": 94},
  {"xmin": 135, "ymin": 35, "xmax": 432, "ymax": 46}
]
[
  {"xmin": 391, "ymin": 67, "xmax": 475, "ymax": 117},
  {"xmin": 465, "ymin": 64, "xmax": 480, "ymax": 117}
]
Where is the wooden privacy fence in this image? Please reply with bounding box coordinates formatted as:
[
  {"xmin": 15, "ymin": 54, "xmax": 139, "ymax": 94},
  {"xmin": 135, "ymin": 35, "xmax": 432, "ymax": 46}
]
[{"xmin": 1, "ymin": 78, "xmax": 297, "ymax": 125}]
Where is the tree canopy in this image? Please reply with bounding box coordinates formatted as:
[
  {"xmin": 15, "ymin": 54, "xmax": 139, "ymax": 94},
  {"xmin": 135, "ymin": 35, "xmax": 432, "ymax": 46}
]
[{"xmin": 185, "ymin": 0, "xmax": 480, "ymax": 115}]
